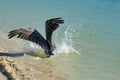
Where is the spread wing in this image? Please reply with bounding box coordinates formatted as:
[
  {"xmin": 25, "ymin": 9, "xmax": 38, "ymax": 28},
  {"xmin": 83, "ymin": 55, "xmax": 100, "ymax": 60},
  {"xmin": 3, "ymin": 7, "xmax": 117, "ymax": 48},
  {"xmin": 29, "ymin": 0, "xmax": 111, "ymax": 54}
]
[
  {"xmin": 8, "ymin": 28, "xmax": 50, "ymax": 51},
  {"xmin": 45, "ymin": 17, "xmax": 64, "ymax": 44}
]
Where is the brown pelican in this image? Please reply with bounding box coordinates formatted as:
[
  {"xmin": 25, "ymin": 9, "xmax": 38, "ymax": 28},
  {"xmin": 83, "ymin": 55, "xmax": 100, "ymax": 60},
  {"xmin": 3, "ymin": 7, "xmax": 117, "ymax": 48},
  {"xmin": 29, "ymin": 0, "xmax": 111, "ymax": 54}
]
[{"xmin": 8, "ymin": 18, "xmax": 64, "ymax": 57}]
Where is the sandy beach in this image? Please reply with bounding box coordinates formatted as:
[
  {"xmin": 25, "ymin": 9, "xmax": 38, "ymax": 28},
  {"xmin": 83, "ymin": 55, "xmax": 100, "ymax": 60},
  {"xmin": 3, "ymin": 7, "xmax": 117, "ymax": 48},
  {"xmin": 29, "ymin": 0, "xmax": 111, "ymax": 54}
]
[{"xmin": 0, "ymin": 46, "xmax": 66, "ymax": 80}]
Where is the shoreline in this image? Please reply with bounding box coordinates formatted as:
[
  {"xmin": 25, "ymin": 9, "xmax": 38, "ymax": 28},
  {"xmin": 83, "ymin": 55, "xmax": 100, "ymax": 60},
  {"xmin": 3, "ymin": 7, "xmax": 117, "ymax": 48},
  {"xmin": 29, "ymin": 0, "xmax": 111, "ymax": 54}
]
[
  {"xmin": 0, "ymin": 57, "xmax": 25, "ymax": 80},
  {"xmin": 0, "ymin": 46, "xmax": 66, "ymax": 80}
]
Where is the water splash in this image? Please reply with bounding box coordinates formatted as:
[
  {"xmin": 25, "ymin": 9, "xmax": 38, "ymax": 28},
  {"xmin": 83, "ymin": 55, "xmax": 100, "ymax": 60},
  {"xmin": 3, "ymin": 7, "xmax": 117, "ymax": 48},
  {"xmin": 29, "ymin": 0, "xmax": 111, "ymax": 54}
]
[
  {"xmin": 24, "ymin": 25, "xmax": 80, "ymax": 55},
  {"xmin": 23, "ymin": 42, "xmax": 43, "ymax": 54},
  {"xmin": 53, "ymin": 25, "xmax": 80, "ymax": 54}
]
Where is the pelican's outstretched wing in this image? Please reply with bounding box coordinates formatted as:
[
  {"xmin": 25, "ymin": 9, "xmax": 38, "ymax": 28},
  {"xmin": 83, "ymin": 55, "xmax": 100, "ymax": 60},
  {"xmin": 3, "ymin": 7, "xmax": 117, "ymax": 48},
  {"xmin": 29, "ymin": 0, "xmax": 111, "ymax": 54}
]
[
  {"xmin": 8, "ymin": 28, "xmax": 50, "ymax": 51},
  {"xmin": 45, "ymin": 17, "xmax": 64, "ymax": 44}
]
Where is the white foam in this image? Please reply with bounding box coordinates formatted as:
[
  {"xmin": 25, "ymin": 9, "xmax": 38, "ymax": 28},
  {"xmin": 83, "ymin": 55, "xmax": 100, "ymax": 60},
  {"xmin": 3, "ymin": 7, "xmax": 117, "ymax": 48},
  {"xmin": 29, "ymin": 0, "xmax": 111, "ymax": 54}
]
[
  {"xmin": 53, "ymin": 25, "xmax": 80, "ymax": 55},
  {"xmin": 54, "ymin": 41, "xmax": 80, "ymax": 54},
  {"xmin": 23, "ymin": 42, "xmax": 43, "ymax": 53}
]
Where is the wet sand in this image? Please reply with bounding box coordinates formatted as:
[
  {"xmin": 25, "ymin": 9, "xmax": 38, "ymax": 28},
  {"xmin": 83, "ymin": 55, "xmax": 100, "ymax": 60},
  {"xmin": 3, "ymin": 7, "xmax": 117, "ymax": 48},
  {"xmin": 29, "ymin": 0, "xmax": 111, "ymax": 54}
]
[{"xmin": 0, "ymin": 46, "xmax": 66, "ymax": 80}]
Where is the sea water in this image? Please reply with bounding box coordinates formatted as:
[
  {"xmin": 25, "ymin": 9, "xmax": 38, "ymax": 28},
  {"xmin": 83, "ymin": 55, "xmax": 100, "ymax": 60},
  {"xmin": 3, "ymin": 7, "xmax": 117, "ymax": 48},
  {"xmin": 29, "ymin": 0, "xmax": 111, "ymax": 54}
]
[{"xmin": 0, "ymin": 0, "xmax": 120, "ymax": 80}]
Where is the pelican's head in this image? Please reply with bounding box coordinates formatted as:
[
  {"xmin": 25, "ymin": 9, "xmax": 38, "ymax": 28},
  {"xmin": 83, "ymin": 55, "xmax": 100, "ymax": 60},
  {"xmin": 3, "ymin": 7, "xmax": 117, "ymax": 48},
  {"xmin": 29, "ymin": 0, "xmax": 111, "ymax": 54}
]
[{"xmin": 45, "ymin": 50, "xmax": 54, "ymax": 57}]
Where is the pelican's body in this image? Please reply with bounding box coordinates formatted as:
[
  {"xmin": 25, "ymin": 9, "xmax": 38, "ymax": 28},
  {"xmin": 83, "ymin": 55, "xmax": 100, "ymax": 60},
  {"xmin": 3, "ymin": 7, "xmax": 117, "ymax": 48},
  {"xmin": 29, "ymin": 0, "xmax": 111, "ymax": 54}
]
[{"xmin": 8, "ymin": 18, "xmax": 64, "ymax": 57}]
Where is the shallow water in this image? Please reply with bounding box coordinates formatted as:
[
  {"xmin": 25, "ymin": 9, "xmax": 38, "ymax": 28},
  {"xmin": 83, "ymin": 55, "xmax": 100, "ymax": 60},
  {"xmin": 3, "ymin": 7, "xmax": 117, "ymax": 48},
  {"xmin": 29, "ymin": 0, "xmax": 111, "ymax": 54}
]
[{"xmin": 0, "ymin": 0, "xmax": 120, "ymax": 80}]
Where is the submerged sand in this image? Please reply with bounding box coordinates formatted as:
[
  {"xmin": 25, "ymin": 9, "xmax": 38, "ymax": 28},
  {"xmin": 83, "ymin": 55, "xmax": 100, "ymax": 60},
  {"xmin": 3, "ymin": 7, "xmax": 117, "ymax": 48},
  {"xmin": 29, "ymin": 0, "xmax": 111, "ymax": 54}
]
[{"xmin": 0, "ymin": 46, "xmax": 66, "ymax": 80}]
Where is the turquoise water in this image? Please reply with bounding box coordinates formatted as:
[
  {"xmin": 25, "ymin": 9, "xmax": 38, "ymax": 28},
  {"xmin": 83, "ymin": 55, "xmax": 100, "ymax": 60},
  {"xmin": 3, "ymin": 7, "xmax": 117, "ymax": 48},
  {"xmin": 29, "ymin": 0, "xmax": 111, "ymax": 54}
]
[{"xmin": 0, "ymin": 0, "xmax": 120, "ymax": 80}]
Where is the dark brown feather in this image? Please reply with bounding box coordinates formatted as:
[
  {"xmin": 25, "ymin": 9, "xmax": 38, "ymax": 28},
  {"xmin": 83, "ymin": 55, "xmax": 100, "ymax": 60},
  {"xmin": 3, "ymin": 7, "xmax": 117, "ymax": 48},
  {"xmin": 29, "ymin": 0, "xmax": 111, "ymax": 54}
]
[
  {"xmin": 8, "ymin": 28, "xmax": 50, "ymax": 52},
  {"xmin": 45, "ymin": 17, "xmax": 64, "ymax": 45}
]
